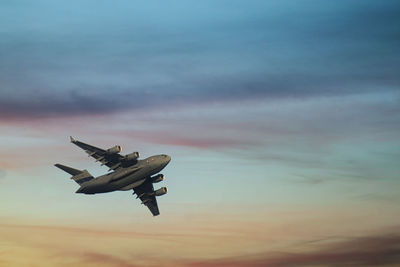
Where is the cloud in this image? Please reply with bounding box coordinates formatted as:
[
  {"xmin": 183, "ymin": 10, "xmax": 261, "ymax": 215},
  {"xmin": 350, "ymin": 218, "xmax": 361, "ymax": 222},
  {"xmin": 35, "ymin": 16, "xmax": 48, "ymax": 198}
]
[
  {"xmin": 286, "ymin": 175, "xmax": 328, "ymax": 185},
  {"xmin": 0, "ymin": 170, "xmax": 6, "ymax": 179},
  {"xmin": 187, "ymin": 233, "xmax": 400, "ymax": 267},
  {"xmin": 355, "ymin": 193, "xmax": 400, "ymax": 203},
  {"xmin": 62, "ymin": 252, "xmax": 139, "ymax": 267},
  {"xmin": 115, "ymin": 130, "xmax": 259, "ymax": 149},
  {"xmin": 0, "ymin": 1, "xmax": 399, "ymax": 119},
  {"xmin": 1, "ymin": 212, "xmax": 400, "ymax": 267}
]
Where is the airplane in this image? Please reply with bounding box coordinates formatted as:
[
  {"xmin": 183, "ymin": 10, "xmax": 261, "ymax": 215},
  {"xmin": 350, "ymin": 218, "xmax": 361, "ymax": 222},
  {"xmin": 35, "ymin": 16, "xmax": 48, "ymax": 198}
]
[{"xmin": 55, "ymin": 137, "xmax": 171, "ymax": 216}]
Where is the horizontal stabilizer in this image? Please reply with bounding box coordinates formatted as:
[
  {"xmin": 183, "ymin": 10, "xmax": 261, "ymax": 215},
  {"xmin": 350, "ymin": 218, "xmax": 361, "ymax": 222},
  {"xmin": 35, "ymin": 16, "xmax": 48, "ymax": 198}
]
[
  {"xmin": 55, "ymin": 164, "xmax": 94, "ymax": 185},
  {"xmin": 55, "ymin": 164, "xmax": 81, "ymax": 175}
]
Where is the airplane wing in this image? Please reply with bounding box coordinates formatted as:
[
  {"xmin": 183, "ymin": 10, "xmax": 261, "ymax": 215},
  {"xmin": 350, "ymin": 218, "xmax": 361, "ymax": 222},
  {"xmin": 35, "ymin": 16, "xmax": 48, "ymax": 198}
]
[
  {"xmin": 70, "ymin": 136, "xmax": 125, "ymax": 171},
  {"xmin": 133, "ymin": 179, "xmax": 160, "ymax": 216}
]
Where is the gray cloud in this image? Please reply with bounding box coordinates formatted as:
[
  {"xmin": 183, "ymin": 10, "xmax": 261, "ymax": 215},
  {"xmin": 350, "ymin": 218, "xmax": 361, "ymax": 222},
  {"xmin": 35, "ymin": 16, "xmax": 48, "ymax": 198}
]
[
  {"xmin": 72, "ymin": 252, "xmax": 138, "ymax": 267},
  {"xmin": 355, "ymin": 193, "xmax": 400, "ymax": 203},
  {"xmin": 0, "ymin": 1, "xmax": 399, "ymax": 118},
  {"xmin": 186, "ymin": 232, "xmax": 400, "ymax": 266},
  {"xmin": 0, "ymin": 170, "xmax": 6, "ymax": 180}
]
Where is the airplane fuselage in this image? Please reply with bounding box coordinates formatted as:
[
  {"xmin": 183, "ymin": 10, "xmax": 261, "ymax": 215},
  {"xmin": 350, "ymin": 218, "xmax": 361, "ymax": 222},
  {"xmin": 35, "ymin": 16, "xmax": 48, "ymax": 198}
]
[{"xmin": 76, "ymin": 154, "xmax": 170, "ymax": 194}]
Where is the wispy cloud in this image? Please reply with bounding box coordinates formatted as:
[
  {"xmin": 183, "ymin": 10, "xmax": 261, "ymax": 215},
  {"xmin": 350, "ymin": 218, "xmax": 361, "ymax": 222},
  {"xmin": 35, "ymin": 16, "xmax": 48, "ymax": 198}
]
[
  {"xmin": 186, "ymin": 234, "xmax": 400, "ymax": 267},
  {"xmin": 1, "ymin": 222, "xmax": 399, "ymax": 267},
  {"xmin": 58, "ymin": 252, "xmax": 139, "ymax": 267},
  {"xmin": 354, "ymin": 193, "xmax": 400, "ymax": 203},
  {"xmin": 0, "ymin": 1, "xmax": 399, "ymax": 119},
  {"xmin": 0, "ymin": 169, "xmax": 6, "ymax": 179}
]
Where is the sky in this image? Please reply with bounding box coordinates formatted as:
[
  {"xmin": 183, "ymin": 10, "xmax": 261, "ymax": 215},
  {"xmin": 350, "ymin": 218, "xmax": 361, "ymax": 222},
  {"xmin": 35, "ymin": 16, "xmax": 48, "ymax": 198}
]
[{"xmin": 0, "ymin": 0, "xmax": 400, "ymax": 266}]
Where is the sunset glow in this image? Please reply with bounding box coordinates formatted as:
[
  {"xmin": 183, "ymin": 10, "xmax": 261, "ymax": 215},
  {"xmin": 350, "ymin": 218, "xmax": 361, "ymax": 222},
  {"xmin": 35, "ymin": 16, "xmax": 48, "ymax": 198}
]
[{"xmin": 1, "ymin": 1, "xmax": 399, "ymax": 266}]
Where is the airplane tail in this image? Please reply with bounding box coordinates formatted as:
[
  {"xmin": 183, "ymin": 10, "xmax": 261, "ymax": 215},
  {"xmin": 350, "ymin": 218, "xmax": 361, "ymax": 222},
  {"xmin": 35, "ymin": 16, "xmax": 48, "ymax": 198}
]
[{"xmin": 55, "ymin": 164, "xmax": 94, "ymax": 185}]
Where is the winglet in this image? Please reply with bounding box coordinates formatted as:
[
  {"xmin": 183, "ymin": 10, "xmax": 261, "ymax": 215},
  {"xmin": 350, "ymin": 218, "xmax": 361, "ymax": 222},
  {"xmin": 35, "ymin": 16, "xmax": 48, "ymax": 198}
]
[{"xmin": 70, "ymin": 136, "xmax": 76, "ymax": 142}]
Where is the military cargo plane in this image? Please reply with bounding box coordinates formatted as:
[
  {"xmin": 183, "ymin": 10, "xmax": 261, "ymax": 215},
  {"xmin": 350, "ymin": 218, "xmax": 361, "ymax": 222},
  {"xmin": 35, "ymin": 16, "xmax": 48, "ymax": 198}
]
[{"xmin": 55, "ymin": 137, "xmax": 170, "ymax": 216}]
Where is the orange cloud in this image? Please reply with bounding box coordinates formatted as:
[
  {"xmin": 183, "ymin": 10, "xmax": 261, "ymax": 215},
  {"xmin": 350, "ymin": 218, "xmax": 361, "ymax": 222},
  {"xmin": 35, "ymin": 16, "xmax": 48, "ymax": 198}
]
[
  {"xmin": 185, "ymin": 234, "xmax": 400, "ymax": 266},
  {"xmin": 1, "ymin": 222, "xmax": 399, "ymax": 267}
]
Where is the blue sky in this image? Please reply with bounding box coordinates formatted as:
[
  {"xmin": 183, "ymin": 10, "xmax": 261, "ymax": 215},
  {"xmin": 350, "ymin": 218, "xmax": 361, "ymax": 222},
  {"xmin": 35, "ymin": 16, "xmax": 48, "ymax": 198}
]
[{"xmin": 1, "ymin": 0, "xmax": 399, "ymax": 117}]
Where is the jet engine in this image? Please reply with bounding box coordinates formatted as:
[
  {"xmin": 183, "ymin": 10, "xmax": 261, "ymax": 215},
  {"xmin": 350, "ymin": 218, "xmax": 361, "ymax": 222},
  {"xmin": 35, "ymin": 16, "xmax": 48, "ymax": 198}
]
[
  {"xmin": 154, "ymin": 187, "xmax": 167, "ymax": 196},
  {"xmin": 151, "ymin": 174, "xmax": 164, "ymax": 183},
  {"xmin": 107, "ymin": 145, "xmax": 122, "ymax": 154},
  {"xmin": 125, "ymin": 152, "xmax": 140, "ymax": 161}
]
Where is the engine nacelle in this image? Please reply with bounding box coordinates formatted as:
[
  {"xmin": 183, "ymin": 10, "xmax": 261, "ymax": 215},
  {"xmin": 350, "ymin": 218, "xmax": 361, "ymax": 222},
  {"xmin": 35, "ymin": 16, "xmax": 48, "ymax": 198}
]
[
  {"xmin": 151, "ymin": 174, "xmax": 164, "ymax": 183},
  {"xmin": 154, "ymin": 187, "xmax": 167, "ymax": 196},
  {"xmin": 107, "ymin": 145, "xmax": 122, "ymax": 154},
  {"xmin": 125, "ymin": 152, "xmax": 140, "ymax": 161}
]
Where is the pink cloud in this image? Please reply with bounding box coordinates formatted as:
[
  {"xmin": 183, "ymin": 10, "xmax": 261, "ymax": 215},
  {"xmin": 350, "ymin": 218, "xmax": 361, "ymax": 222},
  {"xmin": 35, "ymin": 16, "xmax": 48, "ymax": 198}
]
[
  {"xmin": 1, "ymin": 219, "xmax": 399, "ymax": 267},
  {"xmin": 119, "ymin": 131, "xmax": 256, "ymax": 149},
  {"xmin": 185, "ymin": 234, "xmax": 400, "ymax": 267}
]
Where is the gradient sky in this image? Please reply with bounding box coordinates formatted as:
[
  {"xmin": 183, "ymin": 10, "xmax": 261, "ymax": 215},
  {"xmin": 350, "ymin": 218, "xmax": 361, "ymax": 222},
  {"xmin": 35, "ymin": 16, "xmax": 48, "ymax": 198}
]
[{"xmin": 1, "ymin": 1, "xmax": 400, "ymax": 266}]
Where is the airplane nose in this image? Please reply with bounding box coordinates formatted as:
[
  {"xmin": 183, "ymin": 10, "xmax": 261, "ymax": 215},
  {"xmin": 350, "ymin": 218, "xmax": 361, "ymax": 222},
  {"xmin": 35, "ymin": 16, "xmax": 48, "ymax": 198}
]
[{"xmin": 164, "ymin": 155, "xmax": 171, "ymax": 164}]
